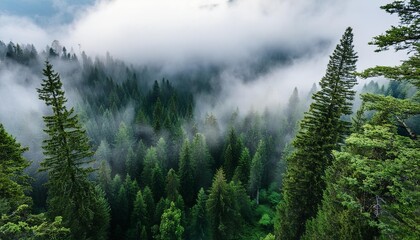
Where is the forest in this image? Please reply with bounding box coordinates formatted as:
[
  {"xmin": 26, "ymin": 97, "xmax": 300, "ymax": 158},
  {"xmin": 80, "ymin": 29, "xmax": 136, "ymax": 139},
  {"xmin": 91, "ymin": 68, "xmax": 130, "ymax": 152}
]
[{"xmin": 0, "ymin": 1, "xmax": 419, "ymax": 240}]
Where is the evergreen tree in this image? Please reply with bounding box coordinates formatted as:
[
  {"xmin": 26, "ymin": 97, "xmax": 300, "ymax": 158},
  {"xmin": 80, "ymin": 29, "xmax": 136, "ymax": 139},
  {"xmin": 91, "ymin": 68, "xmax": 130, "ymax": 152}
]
[
  {"xmin": 232, "ymin": 147, "xmax": 251, "ymax": 186},
  {"xmin": 190, "ymin": 133, "xmax": 213, "ymax": 191},
  {"xmin": 249, "ymin": 140, "xmax": 265, "ymax": 205},
  {"xmin": 153, "ymin": 98, "xmax": 163, "ymax": 131},
  {"xmin": 142, "ymin": 147, "xmax": 158, "ymax": 187},
  {"xmin": 113, "ymin": 122, "xmax": 133, "ymax": 174},
  {"xmin": 0, "ymin": 204, "xmax": 70, "ymax": 240},
  {"xmin": 131, "ymin": 190, "xmax": 148, "ymax": 228},
  {"xmin": 37, "ymin": 61, "xmax": 110, "ymax": 239},
  {"xmin": 128, "ymin": 190, "xmax": 148, "ymax": 240},
  {"xmin": 359, "ymin": 0, "xmax": 420, "ymax": 139},
  {"xmin": 222, "ymin": 128, "xmax": 243, "ymax": 180},
  {"xmin": 0, "ymin": 123, "xmax": 30, "ymax": 211},
  {"xmin": 0, "ymin": 124, "xmax": 70, "ymax": 239},
  {"xmin": 159, "ymin": 202, "xmax": 184, "ymax": 240},
  {"xmin": 143, "ymin": 186, "xmax": 156, "ymax": 239},
  {"xmin": 304, "ymin": 3, "xmax": 420, "ymax": 239},
  {"xmin": 91, "ymin": 186, "xmax": 111, "ymax": 240},
  {"xmin": 165, "ymin": 168, "xmax": 180, "ymax": 202},
  {"xmin": 285, "ymin": 87, "xmax": 301, "ymax": 136},
  {"xmin": 206, "ymin": 169, "xmax": 241, "ymax": 239},
  {"xmin": 156, "ymin": 137, "xmax": 168, "ymax": 171},
  {"xmin": 151, "ymin": 163, "xmax": 165, "ymax": 202},
  {"xmin": 189, "ymin": 188, "xmax": 210, "ymax": 240},
  {"xmin": 275, "ymin": 27, "xmax": 358, "ymax": 239},
  {"xmin": 179, "ymin": 139, "xmax": 195, "ymax": 207},
  {"xmin": 304, "ymin": 122, "xmax": 419, "ymax": 239}
]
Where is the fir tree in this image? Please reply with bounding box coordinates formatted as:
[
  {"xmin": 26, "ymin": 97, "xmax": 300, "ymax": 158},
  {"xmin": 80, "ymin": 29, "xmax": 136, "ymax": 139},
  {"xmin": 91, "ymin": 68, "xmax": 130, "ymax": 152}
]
[
  {"xmin": 165, "ymin": 168, "xmax": 180, "ymax": 202},
  {"xmin": 305, "ymin": 2, "xmax": 420, "ymax": 239},
  {"xmin": 249, "ymin": 140, "xmax": 265, "ymax": 205},
  {"xmin": 189, "ymin": 188, "xmax": 210, "ymax": 240},
  {"xmin": 222, "ymin": 128, "xmax": 243, "ymax": 180},
  {"xmin": 206, "ymin": 169, "xmax": 241, "ymax": 240},
  {"xmin": 37, "ymin": 61, "xmax": 110, "ymax": 239},
  {"xmin": 190, "ymin": 133, "xmax": 213, "ymax": 192},
  {"xmin": 275, "ymin": 27, "xmax": 358, "ymax": 239},
  {"xmin": 179, "ymin": 139, "xmax": 195, "ymax": 207},
  {"xmin": 232, "ymin": 147, "xmax": 251, "ymax": 186},
  {"xmin": 151, "ymin": 163, "xmax": 165, "ymax": 202}
]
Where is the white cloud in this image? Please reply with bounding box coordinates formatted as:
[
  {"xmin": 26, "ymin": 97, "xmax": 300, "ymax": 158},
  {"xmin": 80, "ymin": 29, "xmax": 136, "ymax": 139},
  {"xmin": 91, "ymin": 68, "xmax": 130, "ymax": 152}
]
[
  {"xmin": 0, "ymin": 15, "xmax": 51, "ymax": 46},
  {"xmin": 0, "ymin": 0, "xmax": 407, "ymax": 123}
]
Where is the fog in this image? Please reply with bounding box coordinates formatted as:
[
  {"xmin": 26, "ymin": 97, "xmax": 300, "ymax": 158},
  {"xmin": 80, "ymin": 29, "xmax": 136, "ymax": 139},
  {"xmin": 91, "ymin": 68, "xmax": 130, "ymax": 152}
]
[{"xmin": 0, "ymin": 0, "xmax": 406, "ymax": 144}]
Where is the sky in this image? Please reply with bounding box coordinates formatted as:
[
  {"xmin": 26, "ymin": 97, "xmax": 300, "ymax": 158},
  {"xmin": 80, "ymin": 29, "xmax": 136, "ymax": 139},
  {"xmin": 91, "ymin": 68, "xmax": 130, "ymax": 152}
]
[{"xmin": 0, "ymin": 0, "xmax": 405, "ymax": 133}]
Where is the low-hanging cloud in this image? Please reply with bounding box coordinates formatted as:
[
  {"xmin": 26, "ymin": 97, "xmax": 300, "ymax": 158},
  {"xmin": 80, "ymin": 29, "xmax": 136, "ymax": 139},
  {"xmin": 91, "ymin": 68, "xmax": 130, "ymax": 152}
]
[
  {"xmin": 0, "ymin": 0, "xmax": 407, "ymax": 137},
  {"xmin": 67, "ymin": 0, "xmax": 335, "ymax": 65},
  {"xmin": 0, "ymin": 0, "xmax": 403, "ymax": 68}
]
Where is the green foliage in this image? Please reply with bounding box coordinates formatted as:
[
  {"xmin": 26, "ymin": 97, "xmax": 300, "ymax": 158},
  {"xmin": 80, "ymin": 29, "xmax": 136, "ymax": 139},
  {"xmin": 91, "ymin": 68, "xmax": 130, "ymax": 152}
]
[
  {"xmin": 353, "ymin": 4, "xmax": 420, "ymax": 237},
  {"xmin": 260, "ymin": 233, "xmax": 275, "ymax": 240},
  {"xmin": 360, "ymin": 0, "xmax": 420, "ymax": 99},
  {"xmin": 143, "ymin": 186, "xmax": 156, "ymax": 223},
  {"xmin": 142, "ymin": 147, "xmax": 158, "ymax": 187},
  {"xmin": 276, "ymin": 27, "xmax": 358, "ymax": 239},
  {"xmin": 370, "ymin": 0, "xmax": 420, "ymax": 53},
  {"xmin": 304, "ymin": 123, "xmax": 420, "ymax": 239},
  {"xmin": 165, "ymin": 169, "xmax": 180, "ymax": 202},
  {"xmin": 0, "ymin": 124, "xmax": 30, "ymax": 211},
  {"xmin": 91, "ymin": 186, "xmax": 111, "ymax": 240},
  {"xmin": 189, "ymin": 188, "xmax": 210, "ymax": 240},
  {"xmin": 179, "ymin": 139, "xmax": 195, "ymax": 207},
  {"xmin": 191, "ymin": 133, "xmax": 213, "ymax": 192},
  {"xmin": 233, "ymin": 147, "xmax": 251, "ymax": 186},
  {"xmin": 128, "ymin": 190, "xmax": 148, "ymax": 240},
  {"xmin": 37, "ymin": 61, "xmax": 109, "ymax": 239},
  {"xmin": 206, "ymin": 169, "xmax": 242, "ymax": 240},
  {"xmin": 223, "ymin": 128, "xmax": 244, "ymax": 181},
  {"xmin": 0, "ymin": 204, "xmax": 70, "ymax": 240},
  {"xmin": 151, "ymin": 164, "xmax": 165, "ymax": 202},
  {"xmin": 249, "ymin": 140, "xmax": 265, "ymax": 204},
  {"xmin": 159, "ymin": 202, "xmax": 184, "ymax": 240}
]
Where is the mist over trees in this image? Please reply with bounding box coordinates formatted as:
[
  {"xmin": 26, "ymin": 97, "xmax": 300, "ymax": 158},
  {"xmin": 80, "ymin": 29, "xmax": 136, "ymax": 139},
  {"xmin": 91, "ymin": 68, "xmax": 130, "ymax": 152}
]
[{"xmin": 0, "ymin": 1, "xmax": 419, "ymax": 240}]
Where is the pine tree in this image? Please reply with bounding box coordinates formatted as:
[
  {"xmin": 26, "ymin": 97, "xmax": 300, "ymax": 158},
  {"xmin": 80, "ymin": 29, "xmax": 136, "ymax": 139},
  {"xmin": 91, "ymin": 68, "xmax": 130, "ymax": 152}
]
[
  {"xmin": 37, "ymin": 61, "xmax": 110, "ymax": 239},
  {"xmin": 275, "ymin": 27, "xmax": 358, "ymax": 239}
]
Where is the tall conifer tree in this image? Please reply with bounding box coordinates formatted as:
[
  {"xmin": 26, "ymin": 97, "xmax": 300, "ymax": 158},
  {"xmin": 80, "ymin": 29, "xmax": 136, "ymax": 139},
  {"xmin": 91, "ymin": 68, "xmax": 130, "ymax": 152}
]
[
  {"xmin": 275, "ymin": 27, "xmax": 358, "ymax": 239},
  {"xmin": 304, "ymin": 2, "xmax": 420, "ymax": 239},
  {"xmin": 37, "ymin": 61, "xmax": 109, "ymax": 239}
]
